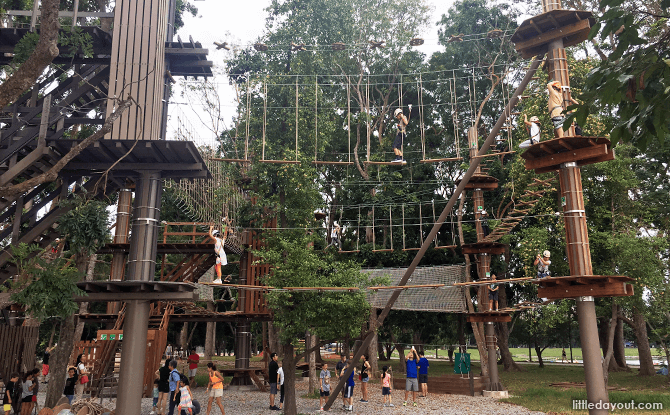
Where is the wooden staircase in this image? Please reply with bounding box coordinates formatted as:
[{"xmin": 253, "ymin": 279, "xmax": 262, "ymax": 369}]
[{"xmin": 481, "ymin": 177, "xmax": 556, "ymax": 243}]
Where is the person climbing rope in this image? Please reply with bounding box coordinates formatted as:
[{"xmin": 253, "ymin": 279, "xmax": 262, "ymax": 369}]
[
  {"xmin": 534, "ymin": 250, "xmax": 551, "ymax": 278},
  {"xmin": 209, "ymin": 218, "xmax": 232, "ymax": 284},
  {"xmin": 519, "ymin": 115, "xmax": 541, "ymax": 148},
  {"xmin": 392, "ymin": 106, "xmax": 411, "ymax": 164}
]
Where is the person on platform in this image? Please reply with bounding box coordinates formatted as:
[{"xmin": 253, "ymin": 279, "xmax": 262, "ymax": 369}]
[
  {"xmin": 268, "ymin": 353, "xmax": 280, "ymax": 410},
  {"xmin": 326, "ymin": 224, "xmax": 341, "ymax": 250},
  {"xmin": 548, "ymin": 81, "xmax": 580, "ymax": 138},
  {"xmin": 209, "ymin": 217, "xmax": 232, "ymax": 284},
  {"xmin": 488, "ymin": 273, "xmax": 500, "ymax": 311},
  {"xmin": 319, "ymin": 363, "xmax": 331, "ymax": 411},
  {"xmin": 392, "ymin": 106, "xmax": 410, "ymax": 164},
  {"xmin": 205, "ymin": 364, "xmax": 225, "ymax": 415},
  {"xmin": 480, "ymin": 210, "xmax": 490, "ymax": 237},
  {"xmin": 403, "ymin": 347, "xmax": 419, "ymax": 407},
  {"xmin": 417, "ymin": 351, "xmax": 430, "ymax": 398},
  {"xmin": 380, "ymin": 366, "xmax": 393, "ymax": 407},
  {"xmin": 535, "ymin": 250, "xmax": 552, "ymax": 278},
  {"xmin": 187, "ymin": 349, "xmax": 200, "ymax": 387},
  {"xmin": 520, "ymin": 115, "xmax": 541, "ymax": 148}
]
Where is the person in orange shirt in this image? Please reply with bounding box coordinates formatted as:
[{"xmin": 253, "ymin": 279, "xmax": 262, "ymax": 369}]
[{"xmin": 206, "ymin": 364, "xmax": 225, "ymax": 415}]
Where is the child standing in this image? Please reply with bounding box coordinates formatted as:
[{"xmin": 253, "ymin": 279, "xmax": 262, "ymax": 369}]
[
  {"xmin": 319, "ymin": 363, "xmax": 331, "ymax": 411},
  {"xmin": 176, "ymin": 377, "xmax": 194, "ymax": 415},
  {"xmin": 152, "ymin": 379, "xmax": 159, "ymax": 414},
  {"xmin": 381, "ymin": 366, "xmax": 393, "ymax": 407},
  {"xmin": 3, "ymin": 372, "xmax": 19, "ymax": 414},
  {"xmin": 63, "ymin": 367, "xmax": 78, "ymax": 405}
]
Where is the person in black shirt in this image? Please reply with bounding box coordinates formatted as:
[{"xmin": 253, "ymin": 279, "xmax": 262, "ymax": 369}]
[
  {"xmin": 63, "ymin": 367, "xmax": 78, "ymax": 405},
  {"xmin": 268, "ymin": 353, "xmax": 280, "ymax": 410},
  {"xmin": 3, "ymin": 372, "xmax": 19, "ymax": 414},
  {"xmin": 335, "ymin": 354, "xmax": 347, "ymax": 408}
]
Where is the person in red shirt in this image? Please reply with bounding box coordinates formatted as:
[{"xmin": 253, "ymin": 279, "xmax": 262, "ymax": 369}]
[{"xmin": 187, "ymin": 349, "xmax": 200, "ymax": 387}]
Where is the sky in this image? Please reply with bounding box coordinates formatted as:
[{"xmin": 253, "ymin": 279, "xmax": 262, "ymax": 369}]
[{"xmin": 167, "ymin": 0, "xmax": 457, "ymax": 147}]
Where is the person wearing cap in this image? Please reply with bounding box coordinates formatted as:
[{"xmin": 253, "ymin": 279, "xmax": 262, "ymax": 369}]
[
  {"xmin": 392, "ymin": 107, "xmax": 410, "ymax": 164},
  {"xmin": 480, "ymin": 210, "xmax": 490, "ymax": 237},
  {"xmin": 326, "ymin": 223, "xmax": 341, "ymax": 250},
  {"xmin": 534, "ymin": 250, "xmax": 551, "ymax": 278},
  {"xmin": 519, "ymin": 114, "xmax": 541, "ymax": 148},
  {"xmin": 209, "ymin": 217, "xmax": 232, "ymax": 284},
  {"xmin": 548, "ymin": 81, "xmax": 580, "ymax": 138}
]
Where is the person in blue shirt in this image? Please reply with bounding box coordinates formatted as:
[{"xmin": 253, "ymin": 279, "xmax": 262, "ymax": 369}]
[
  {"xmin": 403, "ymin": 347, "xmax": 419, "ymax": 407},
  {"xmin": 417, "ymin": 351, "xmax": 430, "ymax": 397},
  {"xmin": 167, "ymin": 360, "xmax": 181, "ymax": 415},
  {"xmin": 340, "ymin": 360, "xmax": 356, "ymax": 412}
]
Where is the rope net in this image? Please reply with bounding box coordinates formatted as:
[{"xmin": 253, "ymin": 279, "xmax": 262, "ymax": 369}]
[{"xmin": 363, "ymin": 265, "xmax": 467, "ymax": 312}]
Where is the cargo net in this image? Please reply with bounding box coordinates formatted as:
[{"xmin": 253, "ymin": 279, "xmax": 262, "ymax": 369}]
[
  {"xmin": 164, "ymin": 147, "xmax": 245, "ymax": 254},
  {"xmin": 363, "ymin": 265, "xmax": 467, "ymax": 312}
]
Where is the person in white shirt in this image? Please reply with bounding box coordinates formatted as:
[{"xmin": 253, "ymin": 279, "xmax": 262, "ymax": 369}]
[
  {"xmin": 520, "ymin": 115, "xmax": 541, "ymax": 149},
  {"xmin": 209, "ymin": 217, "xmax": 232, "ymax": 284},
  {"xmin": 277, "ymin": 363, "xmax": 285, "ymax": 410}
]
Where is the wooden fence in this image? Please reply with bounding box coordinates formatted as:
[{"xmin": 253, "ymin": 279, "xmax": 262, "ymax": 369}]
[{"xmin": 0, "ymin": 325, "xmax": 39, "ymax": 378}]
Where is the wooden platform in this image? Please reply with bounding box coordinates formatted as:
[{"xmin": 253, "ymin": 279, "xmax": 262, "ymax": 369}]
[
  {"xmin": 511, "ymin": 10, "xmax": 595, "ymax": 58},
  {"xmin": 454, "ymin": 174, "xmax": 499, "ymax": 190},
  {"xmin": 220, "ymin": 368, "xmax": 267, "ymax": 391},
  {"xmin": 533, "ymin": 275, "xmax": 634, "ymax": 300},
  {"xmin": 393, "ymin": 374, "xmax": 489, "ymax": 396},
  {"xmin": 466, "ymin": 311, "xmax": 512, "ymax": 323},
  {"xmin": 454, "ymin": 277, "xmax": 535, "ymax": 287},
  {"xmin": 461, "ymin": 242, "xmax": 506, "ymax": 255},
  {"xmin": 521, "ymin": 136, "xmax": 615, "ymax": 174}
]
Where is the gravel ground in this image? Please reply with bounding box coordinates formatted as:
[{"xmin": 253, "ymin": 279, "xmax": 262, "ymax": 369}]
[{"xmin": 35, "ymin": 381, "xmax": 545, "ymax": 414}]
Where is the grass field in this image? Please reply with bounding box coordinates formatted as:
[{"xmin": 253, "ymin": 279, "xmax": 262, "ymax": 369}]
[
  {"xmin": 389, "ymin": 347, "xmax": 654, "ymax": 362},
  {"xmin": 188, "ymin": 353, "xmax": 670, "ymax": 413}
]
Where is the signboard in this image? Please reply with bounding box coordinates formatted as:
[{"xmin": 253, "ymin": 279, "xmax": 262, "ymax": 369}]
[
  {"xmin": 98, "ymin": 330, "xmax": 124, "ymax": 341},
  {"xmin": 561, "ymin": 196, "xmax": 566, "ymax": 206}
]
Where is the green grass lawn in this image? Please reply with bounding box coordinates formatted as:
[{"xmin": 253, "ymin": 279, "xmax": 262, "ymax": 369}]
[{"xmin": 389, "ymin": 347, "xmax": 652, "ymax": 362}]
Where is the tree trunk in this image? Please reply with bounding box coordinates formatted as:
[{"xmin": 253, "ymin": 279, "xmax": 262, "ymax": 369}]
[
  {"xmin": 45, "ymin": 315, "xmax": 75, "ymax": 408},
  {"xmin": 186, "ymin": 323, "xmax": 199, "ymax": 351},
  {"xmin": 496, "ymin": 286, "xmax": 523, "ymax": 372},
  {"xmin": 282, "ymin": 344, "xmax": 297, "ymax": 415},
  {"xmin": 412, "ymin": 331, "xmax": 424, "ymax": 353},
  {"xmin": 534, "ymin": 344, "xmax": 545, "ymax": 368},
  {"xmin": 390, "ymin": 332, "xmax": 406, "ymax": 373},
  {"xmin": 457, "ymin": 313, "xmax": 465, "ymax": 351},
  {"xmin": 204, "ymin": 302, "xmax": 216, "ymax": 361},
  {"xmin": 613, "ymin": 317, "xmax": 629, "ymax": 371},
  {"xmin": 73, "ymin": 254, "xmax": 97, "ymax": 343},
  {"xmin": 179, "ymin": 323, "xmax": 188, "ymax": 351},
  {"xmin": 630, "ymin": 310, "xmax": 655, "ymax": 376},
  {"xmin": 343, "ymin": 335, "xmax": 351, "ymax": 358},
  {"xmin": 602, "ymin": 303, "xmax": 618, "ymax": 386},
  {"xmin": 377, "ymin": 340, "xmax": 386, "ymax": 361},
  {"xmin": 307, "ymin": 332, "xmax": 318, "ymax": 395},
  {"xmin": 367, "ymin": 308, "xmax": 379, "ymax": 377},
  {"xmin": 457, "ymin": 195, "xmax": 488, "ymax": 376}
]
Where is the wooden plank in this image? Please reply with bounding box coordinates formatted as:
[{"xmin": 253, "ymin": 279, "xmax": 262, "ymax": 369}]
[
  {"xmin": 538, "ymin": 282, "xmax": 633, "ymax": 299},
  {"xmin": 453, "ymin": 277, "xmax": 534, "ymax": 286},
  {"xmin": 515, "ymin": 19, "xmax": 591, "ymax": 56},
  {"xmin": 525, "ymin": 144, "xmax": 608, "ymax": 171},
  {"xmin": 419, "ymin": 157, "xmax": 463, "ymax": 163},
  {"xmin": 466, "ymin": 314, "xmax": 512, "ymax": 323},
  {"xmin": 311, "ymin": 161, "xmax": 354, "ymax": 165}
]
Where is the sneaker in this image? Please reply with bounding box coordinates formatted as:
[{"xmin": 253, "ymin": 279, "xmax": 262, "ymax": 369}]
[
  {"xmin": 320, "ymin": 407, "xmax": 324, "ymax": 412},
  {"xmin": 389, "ymin": 403, "xmax": 394, "ymax": 407},
  {"xmin": 413, "ymin": 402, "xmax": 418, "ymax": 407},
  {"xmin": 213, "ymin": 278, "xmax": 222, "ymax": 284},
  {"xmin": 401, "ymin": 158, "xmax": 407, "ymax": 164},
  {"xmin": 360, "ymin": 399, "xmax": 365, "ymax": 402},
  {"xmin": 383, "ymin": 403, "xmax": 387, "ymax": 407},
  {"xmin": 348, "ymin": 406, "xmax": 353, "ymax": 411},
  {"xmin": 361, "ymin": 400, "xmax": 368, "ymax": 403}
]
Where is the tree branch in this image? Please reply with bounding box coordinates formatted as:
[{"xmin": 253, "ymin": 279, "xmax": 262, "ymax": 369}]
[
  {"xmin": 0, "ymin": 0, "xmax": 60, "ymax": 109},
  {"xmin": 0, "ymin": 98, "xmax": 135, "ymax": 199}
]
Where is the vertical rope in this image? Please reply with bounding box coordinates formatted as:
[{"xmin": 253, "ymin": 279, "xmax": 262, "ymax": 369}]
[
  {"xmin": 419, "ymin": 202, "xmax": 424, "ymax": 246},
  {"xmin": 402, "ymin": 204, "xmax": 406, "ymax": 250},
  {"xmin": 419, "ymin": 73, "xmax": 425, "ymax": 160},
  {"xmin": 245, "ymin": 78, "xmax": 250, "ymax": 160},
  {"xmin": 399, "ymin": 74, "xmax": 404, "ymax": 157},
  {"xmin": 451, "ymin": 71, "xmax": 460, "ymax": 158},
  {"xmin": 372, "ymin": 205, "xmax": 376, "ymax": 251},
  {"xmin": 262, "ymin": 80, "xmax": 267, "ymax": 161},
  {"xmin": 295, "ymin": 77, "xmax": 299, "ymax": 161},
  {"xmin": 389, "ymin": 205, "xmax": 393, "ymax": 251},
  {"xmin": 366, "ymin": 75, "xmax": 370, "ymax": 161},
  {"xmin": 432, "ymin": 200, "xmax": 437, "ymax": 246},
  {"xmin": 315, "ymin": 76, "xmax": 318, "ymax": 162},
  {"xmin": 357, "ymin": 206, "xmax": 361, "ymax": 251},
  {"xmin": 347, "ymin": 78, "xmax": 351, "ymax": 164}
]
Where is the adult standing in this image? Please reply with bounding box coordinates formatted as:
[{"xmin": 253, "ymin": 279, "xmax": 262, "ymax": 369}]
[
  {"xmin": 167, "ymin": 360, "xmax": 181, "ymax": 415},
  {"xmin": 205, "ymin": 364, "xmax": 225, "ymax": 415},
  {"xmin": 417, "ymin": 351, "xmax": 430, "ymax": 398},
  {"xmin": 187, "ymin": 349, "xmax": 200, "ymax": 387},
  {"xmin": 166, "ymin": 344, "xmax": 173, "ymax": 361},
  {"xmin": 359, "ymin": 355, "xmax": 370, "ymax": 403},
  {"xmin": 268, "ymin": 353, "xmax": 279, "ymax": 411},
  {"xmin": 75, "ymin": 354, "xmax": 88, "ymax": 401},
  {"xmin": 403, "ymin": 347, "xmax": 419, "ymax": 407},
  {"xmin": 20, "ymin": 372, "xmax": 36, "ymax": 415},
  {"xmin": 155, "ymin": 360, "xmax": 171, "ymax": 415},
  {"xmin": 335, "ymin": 354, "xmax": 347, "ymax": 408}
]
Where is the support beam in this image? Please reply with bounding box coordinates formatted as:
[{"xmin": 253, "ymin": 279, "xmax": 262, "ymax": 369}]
[{"xmin": 323, "ymin": 54, "xmax": 545, "ymax": 411}]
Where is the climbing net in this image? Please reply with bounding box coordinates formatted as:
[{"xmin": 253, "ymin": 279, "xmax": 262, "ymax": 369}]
[{"xmin": 363, "ymin": 264, "xmax": 467, "ymax": 312}]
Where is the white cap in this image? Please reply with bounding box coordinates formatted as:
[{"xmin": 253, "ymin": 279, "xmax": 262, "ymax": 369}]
[
  {"xmin": 530, "ymin": 116, "xmax": 539, "ymax": 122},
  {"xmin": 394, "ymin": 108, "xmax": 402, "ymax": 117},
  {"xmin": 543, "ymin": 250, "xmax": 550, "ymax": 257}
]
